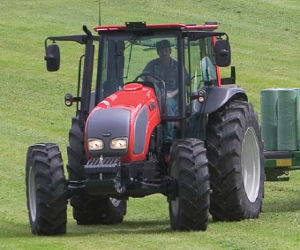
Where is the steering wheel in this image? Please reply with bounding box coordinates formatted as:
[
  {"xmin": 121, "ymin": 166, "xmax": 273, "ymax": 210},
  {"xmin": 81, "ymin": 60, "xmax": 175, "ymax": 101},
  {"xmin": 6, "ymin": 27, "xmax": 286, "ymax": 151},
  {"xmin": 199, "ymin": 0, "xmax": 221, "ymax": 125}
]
[
  {"xmin": 132, "ymin": 72, "xmax": 165, "ymax": 86},
  {"xmin": 134, "ymin": 72, "xmax": 166, "ymax": 95}
]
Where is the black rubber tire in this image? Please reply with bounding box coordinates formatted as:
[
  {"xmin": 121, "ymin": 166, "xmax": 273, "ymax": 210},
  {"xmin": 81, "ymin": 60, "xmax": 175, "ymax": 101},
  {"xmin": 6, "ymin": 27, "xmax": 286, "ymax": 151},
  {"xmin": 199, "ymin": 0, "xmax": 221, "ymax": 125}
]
[
  {"xmin": 67, "ymin": 117, "xmax": 87, "ymax": 181},
  {"xmin": 168, "ymin": 138, "xmax": 210, "ymax": 231},
  {"xmin": 25, "ymin": 143, "xmax": 67, "ymax": 235},
  {"xmin": 207, "ymin": 100, "xmax": 264, "ymax": 221},
  {"xmin": 67, "ymin": 116, "xmax": 126, "ymax": 225}
]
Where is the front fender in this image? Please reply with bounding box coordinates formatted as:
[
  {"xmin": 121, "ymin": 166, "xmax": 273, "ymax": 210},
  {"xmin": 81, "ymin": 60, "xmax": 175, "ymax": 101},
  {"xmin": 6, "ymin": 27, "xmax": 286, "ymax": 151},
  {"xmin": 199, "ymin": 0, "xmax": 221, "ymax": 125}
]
[
  {"xmin": 187, "ymin": 87, "xmax": 247, "ymax": 139},
  {"xmin": 192, "ymin": 86, "xmax": 247, "ymax": 114}
]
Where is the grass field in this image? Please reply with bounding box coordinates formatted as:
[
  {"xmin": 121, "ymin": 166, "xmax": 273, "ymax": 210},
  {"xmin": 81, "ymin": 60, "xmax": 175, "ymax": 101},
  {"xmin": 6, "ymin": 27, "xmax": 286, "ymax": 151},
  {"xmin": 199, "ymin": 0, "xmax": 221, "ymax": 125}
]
[{"xmin": 1, "ymin": 0, "xmax": 300, "ymax": 249}]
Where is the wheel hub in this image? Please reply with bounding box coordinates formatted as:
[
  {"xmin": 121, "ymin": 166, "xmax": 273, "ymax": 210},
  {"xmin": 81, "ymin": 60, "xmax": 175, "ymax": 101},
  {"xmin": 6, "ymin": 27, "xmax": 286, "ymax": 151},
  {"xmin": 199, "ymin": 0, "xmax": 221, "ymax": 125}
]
[{"xmin": 109, "ymin": 198, "xmax": 121, "ymax": 207}]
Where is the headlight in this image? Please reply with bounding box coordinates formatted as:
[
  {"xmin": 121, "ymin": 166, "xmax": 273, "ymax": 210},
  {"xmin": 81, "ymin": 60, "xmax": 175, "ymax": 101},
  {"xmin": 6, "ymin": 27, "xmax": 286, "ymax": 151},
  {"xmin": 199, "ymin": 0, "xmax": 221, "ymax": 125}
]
[
  {"xmin": 88, "ymin": 139, "xmax": 104, "ymax": 151},
  {"xmin": 110, "ymin": 138, "xmax": 128, "ymax": 150}
]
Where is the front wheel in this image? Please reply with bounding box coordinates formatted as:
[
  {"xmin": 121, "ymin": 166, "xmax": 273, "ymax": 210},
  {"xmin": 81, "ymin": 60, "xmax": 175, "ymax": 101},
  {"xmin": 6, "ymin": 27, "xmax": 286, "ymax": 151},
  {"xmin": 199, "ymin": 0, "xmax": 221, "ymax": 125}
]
[
  {"xmin": 207, "ymin": 100, "xmax": 264, "ymax": 221},
  {"xmin": 25, "ymin": 143, "xmax": 67, "ymax": 235},
  {"xmin": 168, "ymin": 138, "xmax": 210, "ymax": 231}
]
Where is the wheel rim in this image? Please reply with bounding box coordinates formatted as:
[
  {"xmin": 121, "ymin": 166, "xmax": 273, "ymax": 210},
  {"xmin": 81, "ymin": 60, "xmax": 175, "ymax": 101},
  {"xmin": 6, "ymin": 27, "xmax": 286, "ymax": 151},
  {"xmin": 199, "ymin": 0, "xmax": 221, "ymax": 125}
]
[
  {"xmin": 110, "ymin": 198, "xmax": 121, "ymax": 207},
  {"xmin": 241, "ymin": 127, "xmax": 261, "ymax": 203},
  {"xmin": 170, "ymin": 162, "xmax": 179, "ymax": 217},
  {"xmin": 28, "ymin": 166, "xmax": 37, "ymax": 222}
]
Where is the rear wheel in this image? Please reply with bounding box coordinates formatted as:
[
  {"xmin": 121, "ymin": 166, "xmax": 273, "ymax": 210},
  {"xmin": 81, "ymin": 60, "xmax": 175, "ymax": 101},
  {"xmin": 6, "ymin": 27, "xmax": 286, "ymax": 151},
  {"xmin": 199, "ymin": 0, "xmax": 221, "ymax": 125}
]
[
  {"xmin": 168, "ymin": 138, "xmax": 210, "ymax": 231},
  {"xmin": 26, "ymin": 143, "xmax": 67, "ymax": 235},
  {"xmin": 207, "ymin": 100, "xmax": 264, "ymax": 221},
  {"xmin": 67, "ymin": 116, "xmax": 126, "ymax": 224}
]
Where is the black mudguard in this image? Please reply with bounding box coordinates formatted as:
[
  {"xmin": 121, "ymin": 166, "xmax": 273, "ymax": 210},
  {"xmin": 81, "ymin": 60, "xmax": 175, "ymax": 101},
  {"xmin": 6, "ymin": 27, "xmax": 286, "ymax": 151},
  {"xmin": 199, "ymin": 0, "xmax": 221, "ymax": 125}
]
[
  {"xmin": 187, "ymin": 86, "xmax": 247, "ymax": 139},
  {"xmin": 193, "ymin": 86, "xmax": 247, "ymax": 114}
]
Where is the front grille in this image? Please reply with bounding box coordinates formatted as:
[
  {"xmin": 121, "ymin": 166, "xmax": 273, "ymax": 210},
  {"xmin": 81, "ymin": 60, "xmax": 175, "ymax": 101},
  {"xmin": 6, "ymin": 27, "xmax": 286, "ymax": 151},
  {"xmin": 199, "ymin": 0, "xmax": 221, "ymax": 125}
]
[
  {"xmin": 87, "ymin": 157, "xmax": 121, "ymax": 166},
  {"xmin": 84, "ymin": 157, "xmax": 121, "ymax": 174}
]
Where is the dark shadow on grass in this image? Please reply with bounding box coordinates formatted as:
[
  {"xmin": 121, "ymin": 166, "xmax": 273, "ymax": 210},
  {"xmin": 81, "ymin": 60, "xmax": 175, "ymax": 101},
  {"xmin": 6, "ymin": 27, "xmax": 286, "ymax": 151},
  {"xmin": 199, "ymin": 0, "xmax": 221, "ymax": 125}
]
[
  {"xmin": 1, "ymin": 218, "xmax": 213, "ymax": 238},
  {"xmin": 67, "ymin": 219, "xmax": 172, "ymax": 236},
  {"xmin": 263, "ymin": 194, "xmax": 300, "ymax": 213},
  {"xmin": 0, "ymin": 219, "xmax": 171, "ymax": 238},
  {"xmin": 122, "ymin": 219, "xmax": 170, "ymax": 227},
  {"xmin": 0, "ymin": 220, "xmax": 169, "ymax": 238},
  {"xmin": 67, "ymin": 218, "xmax": 220, "ymax": 236}
]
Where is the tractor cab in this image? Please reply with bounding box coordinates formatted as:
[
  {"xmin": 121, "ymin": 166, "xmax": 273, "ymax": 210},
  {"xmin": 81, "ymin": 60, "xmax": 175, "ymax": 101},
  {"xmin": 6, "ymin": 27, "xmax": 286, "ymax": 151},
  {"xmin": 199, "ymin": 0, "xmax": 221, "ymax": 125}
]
[
  {"xmin": 90, "ymin": 22, "xmax": 234, "ymax": 145},
  {"xmin": 93, "ymin": 22, "xmax": 233, "ymax": 118}
]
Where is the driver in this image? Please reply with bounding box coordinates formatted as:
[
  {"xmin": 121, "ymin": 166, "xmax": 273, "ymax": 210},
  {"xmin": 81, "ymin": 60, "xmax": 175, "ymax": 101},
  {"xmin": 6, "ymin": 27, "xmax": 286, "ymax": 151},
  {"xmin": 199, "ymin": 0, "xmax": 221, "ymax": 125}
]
[
  {"xmin": 142, "ymin": 40, "xmax": 179, "ymax": 100},
  {"xmin": 142, "ymin": 40, "xmax": 188, "ymax": 141}
]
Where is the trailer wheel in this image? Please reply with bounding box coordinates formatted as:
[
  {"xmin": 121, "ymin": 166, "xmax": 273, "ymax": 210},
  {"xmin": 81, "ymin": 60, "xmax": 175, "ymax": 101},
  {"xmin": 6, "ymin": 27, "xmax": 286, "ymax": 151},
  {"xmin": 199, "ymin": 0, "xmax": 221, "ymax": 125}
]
[
  {"xmin": 207, "ymin": 100, "xmax": 264, "ymax": 221},
  {"xmin": 67, "ymin": 116, "xmax": 126, "ymax": 224},
  {"xmin": 168, "ymin": 138, "xmax": 210, "ymax": 231},
  {"xmin": 25, "ymin": 143, "xmax": 67, "ymax": 235}
]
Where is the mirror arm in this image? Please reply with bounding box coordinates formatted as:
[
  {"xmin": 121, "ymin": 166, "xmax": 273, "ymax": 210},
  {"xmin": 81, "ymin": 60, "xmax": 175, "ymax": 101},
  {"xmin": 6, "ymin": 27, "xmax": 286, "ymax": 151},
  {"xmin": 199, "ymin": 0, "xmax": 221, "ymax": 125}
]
[
  {"xmin": 221, "ymin": 66, "xmax": 236, "ymax": 85},
  {"xmin": 83, "ymin": 25, "xmax": 92, "ymax": 38},
  {"xmin": 44, "ymin": 35, "xmax": 99, "ymax": 46}
]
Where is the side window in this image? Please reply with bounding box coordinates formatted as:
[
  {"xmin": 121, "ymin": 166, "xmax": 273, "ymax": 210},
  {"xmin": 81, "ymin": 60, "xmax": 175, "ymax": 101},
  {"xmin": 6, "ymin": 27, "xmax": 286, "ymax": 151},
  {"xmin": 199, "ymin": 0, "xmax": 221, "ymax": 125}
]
[
  {"xmin": 185, "ymin": 37, "xmax": 218, "ymax": 94},
  {"xmin": 186, "ymin": 40, "xmax": 202, "ymax": 93},
  {"xmin": 200, "ymin": 37, "xmax": 217, "ymax": 83}
]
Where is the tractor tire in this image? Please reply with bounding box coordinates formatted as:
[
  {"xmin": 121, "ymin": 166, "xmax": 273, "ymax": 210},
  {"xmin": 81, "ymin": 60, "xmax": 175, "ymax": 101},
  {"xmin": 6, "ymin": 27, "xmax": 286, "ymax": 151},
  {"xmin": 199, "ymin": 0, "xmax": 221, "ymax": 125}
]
[
  {"xmin": 67, "ymin": 116, "xmax": 87, "ymax": 181},
  {"xmin": 168, "ymin": 138, "xmax": 210, "ymax": 231},
  {"xmin": 25, "ymin": 143, "xmax": 67, "ymax": 235},
  {"xmin": 67, "ymin": 116, "xmax": 126, "ymax": 225},
  {"xmin": 207, "ymin": 100, "xmax": 264, "ymax": 221}
]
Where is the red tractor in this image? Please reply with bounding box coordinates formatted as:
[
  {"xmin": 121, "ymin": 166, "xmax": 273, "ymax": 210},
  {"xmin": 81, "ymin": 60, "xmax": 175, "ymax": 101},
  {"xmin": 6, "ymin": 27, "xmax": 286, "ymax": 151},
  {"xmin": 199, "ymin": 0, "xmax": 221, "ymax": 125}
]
[{"xmin": 25, "ymin": 22, "xmax": 264, "ymax": 235}]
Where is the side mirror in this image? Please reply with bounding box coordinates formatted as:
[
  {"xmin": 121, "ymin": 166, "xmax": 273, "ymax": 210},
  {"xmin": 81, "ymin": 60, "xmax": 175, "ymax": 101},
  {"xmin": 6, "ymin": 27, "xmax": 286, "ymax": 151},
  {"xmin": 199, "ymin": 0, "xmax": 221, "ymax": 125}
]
[
  {"xmin": 214, "ymin": 39, "xmax": 231, "ymax": 67},
  {"xmin": 45, "ymin": 44, "xmax": 60, "ymax": 71}
]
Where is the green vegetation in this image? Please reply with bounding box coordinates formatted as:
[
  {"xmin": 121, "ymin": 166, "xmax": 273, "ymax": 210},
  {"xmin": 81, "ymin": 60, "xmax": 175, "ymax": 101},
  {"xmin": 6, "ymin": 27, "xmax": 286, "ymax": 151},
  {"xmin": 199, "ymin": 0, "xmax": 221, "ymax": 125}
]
[{"xmin": 0, "ymin": 0, "xmax": 299, "ymax": 249}]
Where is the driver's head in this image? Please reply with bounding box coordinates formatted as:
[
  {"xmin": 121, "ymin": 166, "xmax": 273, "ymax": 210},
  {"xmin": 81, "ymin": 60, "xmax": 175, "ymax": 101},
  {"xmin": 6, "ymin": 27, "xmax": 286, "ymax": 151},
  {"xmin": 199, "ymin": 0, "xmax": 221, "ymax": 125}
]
[{"xmin": 156, "ymin": 40, "xmax": 171, "ymax": 59}]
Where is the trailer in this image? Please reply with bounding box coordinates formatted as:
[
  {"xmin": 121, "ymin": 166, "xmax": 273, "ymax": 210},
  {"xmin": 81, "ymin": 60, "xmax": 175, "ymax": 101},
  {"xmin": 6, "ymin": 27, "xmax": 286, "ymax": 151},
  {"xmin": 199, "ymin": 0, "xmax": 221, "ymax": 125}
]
[{"xmin": 261, "ymin": 88, "xmax": 300, "ymax": 181}]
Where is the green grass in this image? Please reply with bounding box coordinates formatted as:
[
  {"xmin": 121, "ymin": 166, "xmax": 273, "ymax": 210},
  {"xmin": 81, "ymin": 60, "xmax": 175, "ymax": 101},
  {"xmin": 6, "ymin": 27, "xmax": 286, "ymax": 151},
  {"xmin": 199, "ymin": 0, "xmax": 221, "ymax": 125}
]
[{"xmin": 1, "ymin": 0, "xmax": 300, "ymax": 249}]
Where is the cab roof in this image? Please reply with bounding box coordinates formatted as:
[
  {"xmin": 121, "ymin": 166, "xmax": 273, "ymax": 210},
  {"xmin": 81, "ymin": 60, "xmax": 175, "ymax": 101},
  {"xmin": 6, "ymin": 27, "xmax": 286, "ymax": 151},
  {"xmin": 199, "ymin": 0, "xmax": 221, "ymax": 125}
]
[{"xmin": 94, "ymin": 22, "xmax": 219, "ymax": 32}]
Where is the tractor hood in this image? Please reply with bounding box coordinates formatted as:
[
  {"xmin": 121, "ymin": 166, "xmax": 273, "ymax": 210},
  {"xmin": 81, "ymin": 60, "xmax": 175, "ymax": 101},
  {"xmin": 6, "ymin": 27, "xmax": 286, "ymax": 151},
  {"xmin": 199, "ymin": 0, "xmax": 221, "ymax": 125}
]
[
  {"xmin": 86, "ymin": 108, "xmax": 130, "ymax": 157},
  {"xmin": 85, "ymin": 83, "xmax": 161, "ymax": 162}
]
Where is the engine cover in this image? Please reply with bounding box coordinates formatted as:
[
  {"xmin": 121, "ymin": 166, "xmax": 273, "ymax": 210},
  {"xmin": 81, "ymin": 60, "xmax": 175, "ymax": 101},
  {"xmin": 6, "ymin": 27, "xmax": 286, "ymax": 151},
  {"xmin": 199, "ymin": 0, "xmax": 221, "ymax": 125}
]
[{"xmin": 85, "ymin": 83, "xmax": 161, "ymax": 162}]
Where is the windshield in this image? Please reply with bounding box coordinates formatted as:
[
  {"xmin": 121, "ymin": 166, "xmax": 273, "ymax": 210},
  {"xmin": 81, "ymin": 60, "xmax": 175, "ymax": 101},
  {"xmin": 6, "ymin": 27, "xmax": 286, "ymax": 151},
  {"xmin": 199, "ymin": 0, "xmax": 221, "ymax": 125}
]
[{"xmin": 96, "ymin": 32, "xmax": 179, "ymax": 100}]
